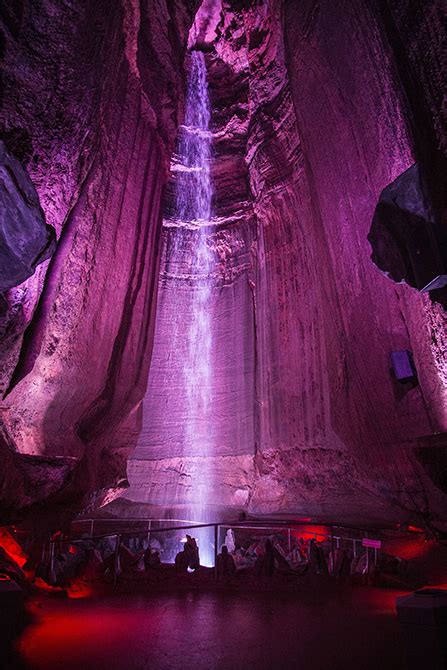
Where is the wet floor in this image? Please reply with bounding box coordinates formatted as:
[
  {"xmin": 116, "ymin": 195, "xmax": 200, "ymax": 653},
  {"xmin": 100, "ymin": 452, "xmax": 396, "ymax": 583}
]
[{"xmin": 14, "ymin": 587, "xmax": 405, "ymax": 670}]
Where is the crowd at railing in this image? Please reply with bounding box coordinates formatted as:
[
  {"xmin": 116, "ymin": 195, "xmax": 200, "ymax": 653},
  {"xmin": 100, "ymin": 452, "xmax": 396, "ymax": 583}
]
[{"xmin": 33, "ymin": 520, "xmax": 388, "ymax": 588}]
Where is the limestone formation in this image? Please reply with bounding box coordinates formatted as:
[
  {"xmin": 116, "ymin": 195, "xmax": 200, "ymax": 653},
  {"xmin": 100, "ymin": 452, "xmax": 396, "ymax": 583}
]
[{"xmin": 0, "ymin": 0, "xmax": 445, "ymax": 532}]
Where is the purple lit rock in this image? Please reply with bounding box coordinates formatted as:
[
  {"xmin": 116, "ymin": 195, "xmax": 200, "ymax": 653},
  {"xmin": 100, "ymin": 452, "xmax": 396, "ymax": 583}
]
[
  {"xmin": 122, "ymin": 0, "xmax": 447, "ymax": 529},
  {"xmin": 0, "ymin": 142, "xmax": 56, "ymax": 293},
  {"xmin": 0, "ymin": 0, "xmax": 196, "ymax": 520},
  {"xmin": 368, "ymin": 163, "xmax": 445, "ymax": 290},
  {"xmin": 0, "ymin": 0, "xmax": 446, "ymax": 532}
]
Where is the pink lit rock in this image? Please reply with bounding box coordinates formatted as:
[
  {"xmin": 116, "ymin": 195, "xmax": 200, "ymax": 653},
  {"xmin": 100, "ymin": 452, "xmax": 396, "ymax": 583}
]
[
  {"xmin": 123, "ymin": 0, "xmax": 447, "ymax": 530},
  {"xmin": 0, "ymin": 0, "xmax": 446, "ymax": 531},
  {"xmin": 0, "ymin": 0, "xmax": 196, "ymax": 520}
]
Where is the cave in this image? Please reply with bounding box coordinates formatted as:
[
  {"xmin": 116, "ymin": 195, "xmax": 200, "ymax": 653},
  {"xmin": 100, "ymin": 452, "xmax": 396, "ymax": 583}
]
[{"xmin": 0, "ymin": 1, "xmax": 446, "ymax": 668}]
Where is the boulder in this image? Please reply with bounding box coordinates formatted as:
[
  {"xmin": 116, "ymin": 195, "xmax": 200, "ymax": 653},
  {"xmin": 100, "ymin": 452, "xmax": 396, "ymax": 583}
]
[{"xmin": 0, "ymin": 141, "xmax": 56, "ymax": 293}]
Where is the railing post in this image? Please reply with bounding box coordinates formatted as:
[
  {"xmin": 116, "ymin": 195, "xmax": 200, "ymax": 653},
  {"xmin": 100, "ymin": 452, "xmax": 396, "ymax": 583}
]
[
  {"xmin": 287, "ymin": 528, "xmax": 291, "ymax": 554},
  {"xmin": 330, "ymin": 529, "xmax": 335, "ymax": 576},
  {"xmin": 49, "ymin": 540, "xmax": 56, "ymax": 585},
  {"xmin": 114, "ymin": 534, "xmax": 121, "ymax": 586},
  {"xmin": 147, "ymin": 520, "xmax": 152, "ymax": 549},
  {"xmin": 214, "ymin": 525, "xmax": 218, "ymax": 581},
  {"xmin": 90, "ymin": 519, "xmax": 94, "ymax": 538}
]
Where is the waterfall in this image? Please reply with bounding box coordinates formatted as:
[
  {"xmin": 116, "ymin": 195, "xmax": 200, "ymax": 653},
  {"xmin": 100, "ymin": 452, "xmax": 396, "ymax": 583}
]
[
  {"xmin": 178, "ymin": 50, "xmax": 213, "ymax": 462},
  {"xmin": 170, "ymin": 50, "xmax": 215, "ymax": 566}
]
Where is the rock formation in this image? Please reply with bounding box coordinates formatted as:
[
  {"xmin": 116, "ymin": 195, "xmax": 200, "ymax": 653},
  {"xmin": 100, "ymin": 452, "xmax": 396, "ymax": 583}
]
[
  {"xmin": 0, "ymin": 141, "xmax": 56, "ymax": 294},
  {"xmin": 125, "ymin": 0, "xmax": 447, "ymax": 530},
  {"xmin": 0, "ymin": 0, "xmax": 196, "ymax": 520},
  {"xmin": 0, "ymin": 0, "xmax": 446, "ymax": 531}
]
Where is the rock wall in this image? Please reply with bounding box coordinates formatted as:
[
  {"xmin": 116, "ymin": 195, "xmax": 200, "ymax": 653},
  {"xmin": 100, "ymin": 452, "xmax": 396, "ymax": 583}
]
[
  {"xmin": 1, "ymin": 0, "xmax": 445, "ymax": 529},
  {"xmin": 125, "ymin": 0, "xmax": 447, "ymax": 529},
  {"xmin": 0, "ymin": 141, "xmax": 56, "ymax": 294},
  {"xmin": 0, "ymin": 0, "xmax": 196, "ymax": 520},
  {"xmin": 377, "ymin": 0, "xmax": 447, "ymax": 224},
  {"xmin": 127, "ymin": 20, "xmax": 257, "ymax": 516},
  {"xmin": 281, "ymin": 0, "xmax": 447, "ymax": 524}
]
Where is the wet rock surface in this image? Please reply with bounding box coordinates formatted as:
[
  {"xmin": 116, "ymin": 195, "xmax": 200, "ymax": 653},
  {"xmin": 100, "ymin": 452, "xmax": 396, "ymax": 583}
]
[{"xmin": 18, "ymin": 587, "xmax": 407, "ymax": 670}]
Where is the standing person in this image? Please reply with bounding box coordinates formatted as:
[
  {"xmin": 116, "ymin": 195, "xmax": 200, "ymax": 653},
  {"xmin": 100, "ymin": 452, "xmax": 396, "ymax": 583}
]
[
  {"xmin": 144, "ymin": 546, "xmax": 153, "ymax": 571},
  {"xmin": 263, "ymin": 539, "xmax": 275, "ymax": 576},
  {"xmin": 184, "ymin": 535, "xmax": 200, "ymax": 570},
  {"xmin": 217, "ymin": 545, "xmax": 236, "ymax": 577},
  {"xmin": 309, "ymin": 539, "xmax": 321, "ymax": 574}
]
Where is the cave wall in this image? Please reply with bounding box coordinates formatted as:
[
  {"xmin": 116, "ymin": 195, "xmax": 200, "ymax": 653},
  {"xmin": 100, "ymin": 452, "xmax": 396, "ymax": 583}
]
[
  {"xmin": 377, "ymin": 0, "xmax": 447, "ymax": 223},
  {"xmin": 249, "ymin": 0, "xmax": 446, "ymax": 523},
  {"xmin": 124, "ymin": 0, "xmax": 447, "ymax": 527},
  {"xmin": 0, "ymin": 0, "xmax": 445, "ymax": 528},
  {"xmin": 280, "ymin": 0, "xmax": 447, "ymax": 522},
  {"xmin": 0, "ymin": 0, "xmax": 196, "ymax": 519},
  {"xmin": 127, "ymin": 29, "xmax": 258, "ymax": 515}
]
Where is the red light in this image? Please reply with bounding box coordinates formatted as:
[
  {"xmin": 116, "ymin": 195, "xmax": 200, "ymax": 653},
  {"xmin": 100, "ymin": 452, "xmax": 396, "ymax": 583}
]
[
  {"xmin": 290, "ymin": 525, "xmax": 331, "ymax": 541},
  {"xmin": 0, "ymin": 527, "xmax": 28, "ymax": 568}
]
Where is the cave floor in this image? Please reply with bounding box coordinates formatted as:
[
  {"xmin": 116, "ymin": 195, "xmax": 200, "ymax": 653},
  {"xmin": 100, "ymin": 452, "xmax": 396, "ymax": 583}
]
[{"xmin": 13, "ymin": 584, "xmax": 406, "ymax": 670}]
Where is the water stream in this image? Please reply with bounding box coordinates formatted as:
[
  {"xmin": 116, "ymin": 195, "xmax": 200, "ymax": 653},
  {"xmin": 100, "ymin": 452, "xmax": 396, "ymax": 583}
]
[{"xmin": 169, "ymin": 50, "xmax": 215, "ymax": 565}]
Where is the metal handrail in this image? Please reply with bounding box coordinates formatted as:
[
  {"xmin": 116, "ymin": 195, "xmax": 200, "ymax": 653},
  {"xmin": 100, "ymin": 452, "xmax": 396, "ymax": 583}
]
[
  {"xmin": 72, "ymin": 517, "xmax": 200, "ymax": 524},
  {"xmin": 72, "ymin": 516, "xmax": 377, "ymax": 533},
  {"xmin": 68, "ymin": 521, "xmax": 220, "ymax": 542}
]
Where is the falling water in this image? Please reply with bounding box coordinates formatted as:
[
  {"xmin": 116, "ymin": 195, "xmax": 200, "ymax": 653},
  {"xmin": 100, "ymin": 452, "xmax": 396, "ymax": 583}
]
[{"xmin": 169, "ymin": 51, "xmax": 215, "ymax": 565}]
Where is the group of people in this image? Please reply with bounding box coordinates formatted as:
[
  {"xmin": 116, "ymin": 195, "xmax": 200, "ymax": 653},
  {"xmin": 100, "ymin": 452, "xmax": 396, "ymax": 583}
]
[
  {"xmin": 173, "ymin": 533, "xmax": 365, "ymax": 580},
  {"xmin": 35, "ymin": 529, "xmax": 375, "ymax": 587},
  {"xmin": 173, "ymin": 535, "xmax": 306, "ymax": 578}
]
